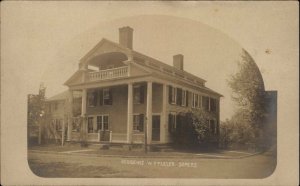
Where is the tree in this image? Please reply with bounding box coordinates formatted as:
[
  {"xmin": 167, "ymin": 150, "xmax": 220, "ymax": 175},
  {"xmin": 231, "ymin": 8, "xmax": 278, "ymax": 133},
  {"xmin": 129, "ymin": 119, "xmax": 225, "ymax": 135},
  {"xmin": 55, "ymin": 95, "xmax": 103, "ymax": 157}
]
[
  {"xmin": 226, "ymin": 50, "xmax": 267, "ymax": 150},
  {"xmin": 228, "ymin": 50, "xmax": 266, "ymax": 128},
  {"xmin": 27, "ymin": 83, "xmax": 46, "ymax": 145}
]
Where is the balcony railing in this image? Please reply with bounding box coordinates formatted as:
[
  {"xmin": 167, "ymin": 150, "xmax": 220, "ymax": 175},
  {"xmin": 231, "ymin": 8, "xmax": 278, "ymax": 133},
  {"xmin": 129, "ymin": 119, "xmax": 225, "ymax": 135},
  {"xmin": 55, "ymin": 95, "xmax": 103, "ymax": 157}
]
[{"xmin": 88, "ymin": 66, "xmax": 129, "ymax": 82}]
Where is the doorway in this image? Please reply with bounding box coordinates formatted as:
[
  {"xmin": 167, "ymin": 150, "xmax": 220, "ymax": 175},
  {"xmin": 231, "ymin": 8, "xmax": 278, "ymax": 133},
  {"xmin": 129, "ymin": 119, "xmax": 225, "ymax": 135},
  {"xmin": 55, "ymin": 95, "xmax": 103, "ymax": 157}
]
[{"xmin": 152, "ymin": 115, "xmax": 160, "ymax": 141}]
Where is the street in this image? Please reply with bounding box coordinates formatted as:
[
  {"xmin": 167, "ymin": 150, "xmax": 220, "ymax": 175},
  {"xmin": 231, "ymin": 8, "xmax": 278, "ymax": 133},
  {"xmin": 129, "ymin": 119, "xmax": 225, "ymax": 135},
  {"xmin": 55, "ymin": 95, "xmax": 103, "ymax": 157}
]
[{"xmin": 28, "ymin": 150, "xmax": 276, "ymax": 178}]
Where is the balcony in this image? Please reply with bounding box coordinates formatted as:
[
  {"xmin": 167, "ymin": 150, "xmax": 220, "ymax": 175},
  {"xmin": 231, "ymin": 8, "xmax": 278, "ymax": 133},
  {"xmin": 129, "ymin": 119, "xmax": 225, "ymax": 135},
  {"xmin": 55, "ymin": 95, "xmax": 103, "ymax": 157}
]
[{"xmin": 88, "ymin": 66, "xmax": 129, "ymax": 82}]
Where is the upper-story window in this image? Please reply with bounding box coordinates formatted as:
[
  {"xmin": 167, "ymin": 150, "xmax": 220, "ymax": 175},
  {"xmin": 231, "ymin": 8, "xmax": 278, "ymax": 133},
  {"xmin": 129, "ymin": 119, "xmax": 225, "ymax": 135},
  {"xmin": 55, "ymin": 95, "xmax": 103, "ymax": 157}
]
[
  {"xmin": 133, "ymin": 85, "xmax": 144, "ymax": 104},
  {"xmin": 169, "ymin": 86, "xmax": 176, "ymax": 104},
  {"xmin": 102, "ymin": 88, "xmax": 112, "ymax": 105},
  {"xmin": 210, "ymin": 98, "xmax": 217, "ymax": 112},
  {"xmin": 88, "ymin": 90, "xmax": 98, "ymax": 107},
  {"xmin": 192, "ymin": 93, "xmax": 199, "ymax": 108},
  {"xmin": 176, "ymin": 88, "xmax": 182, "ymax": 106},
  {"xmin": 202, "ymin": 96, "xmax": 210, "ymax": 111},
  {"xmin": 181, "ymin": 90, "xmax": 187, "ymax": 106}
]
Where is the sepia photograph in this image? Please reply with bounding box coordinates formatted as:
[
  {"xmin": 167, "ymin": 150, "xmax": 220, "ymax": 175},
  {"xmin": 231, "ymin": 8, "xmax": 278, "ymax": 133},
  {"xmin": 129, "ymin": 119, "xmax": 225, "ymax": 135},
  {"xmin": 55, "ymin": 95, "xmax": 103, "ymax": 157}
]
[{"xmin": 1, "ymin": 1, "xmax": 298, "ymax": 185}]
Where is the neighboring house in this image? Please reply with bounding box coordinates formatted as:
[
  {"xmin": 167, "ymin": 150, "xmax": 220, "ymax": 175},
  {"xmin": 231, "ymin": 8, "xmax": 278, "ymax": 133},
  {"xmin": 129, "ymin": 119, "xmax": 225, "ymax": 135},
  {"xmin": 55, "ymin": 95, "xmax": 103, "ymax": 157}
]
[
  {"xmin": 62, "ymin": 26, "xmax": 222, "ymax": 144},
  {"xmin": 45, "ymin": 91, "xmax": 82, "ymax": 141}
]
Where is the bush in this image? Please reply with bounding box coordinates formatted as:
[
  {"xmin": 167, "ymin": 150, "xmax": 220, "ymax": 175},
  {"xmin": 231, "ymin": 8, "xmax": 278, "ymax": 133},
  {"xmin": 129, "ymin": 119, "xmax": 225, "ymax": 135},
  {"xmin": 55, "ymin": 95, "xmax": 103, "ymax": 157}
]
[
  {"xmin": 171, "ymin": 110, "xmax": 218, "ymax": 149},
  {"xmin": 219, "ymin": 119, "xmax": 261, "ymax": 151}
]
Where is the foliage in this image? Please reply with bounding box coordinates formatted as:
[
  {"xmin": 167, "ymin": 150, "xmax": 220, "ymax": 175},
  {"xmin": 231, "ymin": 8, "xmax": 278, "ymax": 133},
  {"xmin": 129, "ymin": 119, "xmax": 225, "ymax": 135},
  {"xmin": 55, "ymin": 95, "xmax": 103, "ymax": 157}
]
[
  {"xmin": 227, "ymin": 49, "xmax": 266, "ymax": 128},
  {"xmin": 219, "ymin": 118, "xmax": 257, "ymax": 150},
  {"xmin": 224, "ymin": 50, "xmax": 268, "ymax": 150},
  {"xmin": 27, "ymin": 85, "xmax": 46, "ymax": 128},
  {"xmin": 172, "ymin": 109, "xmax": 218, "ymax": 149}
]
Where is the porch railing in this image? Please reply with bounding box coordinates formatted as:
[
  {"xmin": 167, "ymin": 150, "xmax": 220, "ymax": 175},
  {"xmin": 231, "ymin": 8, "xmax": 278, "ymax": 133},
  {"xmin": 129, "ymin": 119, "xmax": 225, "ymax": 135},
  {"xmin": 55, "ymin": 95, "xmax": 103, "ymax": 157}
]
[{"xmin": 88, "ymin": 66, "xmax": 129, "ymax": 82}]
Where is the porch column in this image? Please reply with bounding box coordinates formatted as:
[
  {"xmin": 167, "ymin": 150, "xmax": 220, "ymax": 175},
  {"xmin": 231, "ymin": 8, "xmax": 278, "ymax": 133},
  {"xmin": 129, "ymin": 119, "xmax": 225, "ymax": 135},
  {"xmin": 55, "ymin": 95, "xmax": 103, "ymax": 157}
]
[
  {"xmin": 81, "ymin": 89, "xmax": 87, "ymax": 137},
  {"xmin": 160, "ymin": 84, "xmax": 167, "ymax": 143},
  {"xmin": 146, "ymin": 81, "xmax": 153, "ymax": 144},
  {"xmin": 81, "ymin": 89, "xmax": 87, "ymax": 116},
  {"xmin": 127, "ymin": 83, "xmax": 133, "ymax": 143},
  {"xmin": 67, "ymin": 90, "xmax": 73, "ymax": 141}
]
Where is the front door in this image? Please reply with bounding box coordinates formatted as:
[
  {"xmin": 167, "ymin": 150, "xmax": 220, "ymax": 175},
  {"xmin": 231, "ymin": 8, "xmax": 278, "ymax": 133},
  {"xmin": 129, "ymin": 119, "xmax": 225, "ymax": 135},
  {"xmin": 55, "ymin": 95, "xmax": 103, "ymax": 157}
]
[{"xmin": 152, "ymin": 115, "xmax": 160, "ymax": 141}]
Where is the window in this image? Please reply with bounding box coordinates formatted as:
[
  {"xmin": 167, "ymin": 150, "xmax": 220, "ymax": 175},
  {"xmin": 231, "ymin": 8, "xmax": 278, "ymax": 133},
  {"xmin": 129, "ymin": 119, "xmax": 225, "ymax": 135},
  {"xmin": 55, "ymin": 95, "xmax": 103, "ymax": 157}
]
[
  {"xmin": 102, "ymin": 88, "xmax": 112, "ymax": 105},
  {"xmin": 168, "ymin": 113, "xmax": 176, "ymax": 133},
  {"xmin": 202, "ymin": 96, "xmax": 210, "ymax": 111},
  {"xmin": 192, "ymin": 93, "xmax": 199, "ymax": 108},
  {"xmin": 198, "ymin": 95, "xmax": 202, "ymax": 108},
  {"xmin": 54, "ymin": 119, "xmax": 62, "ymax": 131},
  {"xmin": 209, "ymin": 120, "xmax": 216, "ymax": 134},
  {"xmin": 55, "ymin": 102, "xmax": 58, "ymax": 110},
  {"xmin": 181, "ymin": 90, "xmax": 187, "ymax": 106},
  {"xmin": 133, "ymin": 85, "xmax": 144, "ymax": 104},
  {"xmin": 176, "ymin": 88, "xmax": 182, "ymax": 106},
  {"xmin": 210, "ymin": 98, "xmax": 217, "ymax": 112},
  {"xmin": 133, "ymin": 114, "xmax": 144, "ymax": 132},
  {"xmin": 169, "ymin": 86, "xmax": 176, "ymax": 104},
  {"xmin": 88, "ymin": 90, "xmax": 98, "ymax": 107},
  {"xmin": 96, "ymin": 115, "xmax": 109, "ymax": 131},
  {"xmin": 87, "ymin": 117, "xmax": 94, "ymax": 133}
]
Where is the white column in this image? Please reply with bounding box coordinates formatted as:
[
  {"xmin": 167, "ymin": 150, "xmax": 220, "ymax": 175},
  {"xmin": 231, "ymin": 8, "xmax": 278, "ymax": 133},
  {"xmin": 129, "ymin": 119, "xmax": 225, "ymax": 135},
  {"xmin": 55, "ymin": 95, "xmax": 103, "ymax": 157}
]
[
  {"xmin": 81, "ymin": 89, "xmax": 87, "ymax": 116},
  {"xmin": 127, "ymin": 83, "xmax": 133, "ymax": 143},
  {"xmin": 81, "ymin": 89, "xmax": 87, "ymax": 140},
  {"xmin": 160, "ymin": 84, "xmax": 167, "ymax": 143},
  {"xmin": 146, "ymin": 81, "xmax": 153, "ymax": 144},
  {"xmin": 67, "ymin": 90, "xmax": 73, "ymax": 141}
]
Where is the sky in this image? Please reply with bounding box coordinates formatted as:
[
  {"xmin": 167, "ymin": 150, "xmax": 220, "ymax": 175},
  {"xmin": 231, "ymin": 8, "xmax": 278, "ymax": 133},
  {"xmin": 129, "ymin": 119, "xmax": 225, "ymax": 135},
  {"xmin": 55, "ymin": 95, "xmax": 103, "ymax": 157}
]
[{"xmin": 1, "ymin": 1, "xmax": 298, "ymax": 121}]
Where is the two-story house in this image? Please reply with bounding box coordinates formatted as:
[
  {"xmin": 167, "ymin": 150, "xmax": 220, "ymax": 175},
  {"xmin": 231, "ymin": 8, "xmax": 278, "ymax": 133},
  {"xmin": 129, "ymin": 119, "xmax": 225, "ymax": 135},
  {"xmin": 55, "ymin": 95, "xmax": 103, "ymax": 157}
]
[{"xmin": 63, "ymin": 26, "xmax": 222, "ymax": 145}]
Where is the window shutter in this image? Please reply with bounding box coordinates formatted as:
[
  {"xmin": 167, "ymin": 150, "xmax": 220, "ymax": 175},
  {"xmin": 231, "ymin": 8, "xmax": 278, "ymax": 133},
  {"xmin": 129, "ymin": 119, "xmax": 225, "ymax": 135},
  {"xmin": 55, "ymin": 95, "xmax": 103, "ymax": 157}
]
[
  {"xmin": 108, "ymin": 89, "xmax": 113, "ymax": 105},
  {"xmin": 99, "ymin": 90, "xmax": 103, "ymax": 106},
  {"xmin": 93, "ymin": 91, "xmax": 98, "ymax": 106},
  {"xmin": 186, "ymin": 91, "xmax": 189, "ymax": 107},
  {"xmin": 177, "ymin": 88, "xmax": 182, "ymax": 106},
  {"xmin": 140, "ymin": 86, "xmax": 144, "ymax": 104},
  {"xmin": 168, "ymin": 114, "xmax": 172, "ymax": 133},
  {"xmin": 168, "ymin": 86, "xmax": 172, "ymax": 104},
  {"xmin": 139, "ymin": 114, "xmax": 144, "ymax": 132}
]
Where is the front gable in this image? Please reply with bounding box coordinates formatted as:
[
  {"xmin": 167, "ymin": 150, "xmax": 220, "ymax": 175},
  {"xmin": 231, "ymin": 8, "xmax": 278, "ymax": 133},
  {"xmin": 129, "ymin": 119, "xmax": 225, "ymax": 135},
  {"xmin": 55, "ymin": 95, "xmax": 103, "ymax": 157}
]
[{"xmin": 79, "ymin": 39, "xmax": 132, "ymax": 66}]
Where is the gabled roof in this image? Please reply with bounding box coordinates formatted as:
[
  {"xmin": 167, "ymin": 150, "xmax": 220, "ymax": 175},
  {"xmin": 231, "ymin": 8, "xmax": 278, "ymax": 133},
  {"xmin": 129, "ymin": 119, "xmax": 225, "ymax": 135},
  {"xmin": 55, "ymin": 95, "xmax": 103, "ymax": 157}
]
[
  {"xmin": 46, "ymin": 90, "xmax": 82, "ymax": 102},
  {"xmin": 66, "ymin": 37, "xmax": 222, "ymax": 97},
  {"xmin": 79, "ymin": 38, "xmax": 207, "ymax": 83},
  {"xmin": 79, "ymin": 38, "xmax": 132, "ymax": 64},
  {"xmin": 46, "ymin": 91, "xmax": 69, "ymax": 102}
]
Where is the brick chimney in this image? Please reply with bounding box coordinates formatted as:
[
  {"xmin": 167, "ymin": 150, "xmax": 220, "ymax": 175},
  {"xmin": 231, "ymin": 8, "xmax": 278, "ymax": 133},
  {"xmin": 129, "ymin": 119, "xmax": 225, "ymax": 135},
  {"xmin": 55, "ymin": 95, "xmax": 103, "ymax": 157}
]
[
  {"xmin": 173, "ymin": 54, "xmax": 184, "ymax": 70},
  {"xmin": 119, "ymin": 26, "xmax": 133, "ymax": 49}
]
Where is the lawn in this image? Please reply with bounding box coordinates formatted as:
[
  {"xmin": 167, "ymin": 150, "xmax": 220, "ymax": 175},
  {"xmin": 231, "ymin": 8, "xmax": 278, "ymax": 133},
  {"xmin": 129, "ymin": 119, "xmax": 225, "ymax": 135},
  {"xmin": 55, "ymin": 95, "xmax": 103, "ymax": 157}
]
[{"xmin": 28, "ymin": 149, "xmax": 276, "ymax": 178}]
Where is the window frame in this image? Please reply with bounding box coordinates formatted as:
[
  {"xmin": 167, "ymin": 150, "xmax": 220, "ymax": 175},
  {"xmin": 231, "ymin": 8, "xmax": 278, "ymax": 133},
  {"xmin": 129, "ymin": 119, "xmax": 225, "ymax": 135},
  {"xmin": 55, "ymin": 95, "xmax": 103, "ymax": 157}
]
[
  {"xmin": 168, "ymin": 112, "xmax": 177, "ymax": 133},
  {"xmin": 87, "ymin": 116, "xmax": 94, "ymax": 133},
  {"xmin": 192, "ymin": 93, "xmax": 199, "ymax": 108},
  {"xmin": 170, "ymin": 87, "xmax": 177, "ymax": 104},
  {"xmin": 133, "ymin": 114, "xmax": 144, "ymax": 132},
  {"xmin": 102, "ymin": 88, "xmax": 112, "ymax": 105},
  {"xmin": 133, "ymin": 85, "xmax": 144, "ymax": 104},
  {"xmin": 96, "ymin": 114, "xmax": 109, "ymax": 132},
  {"xmin": 181, "ymin": 90, "xmax": 187, "ymax": 106}
]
